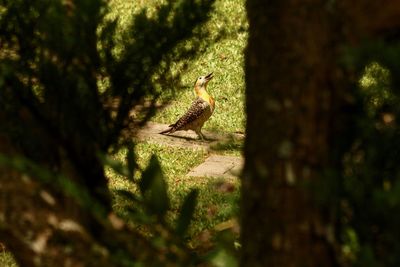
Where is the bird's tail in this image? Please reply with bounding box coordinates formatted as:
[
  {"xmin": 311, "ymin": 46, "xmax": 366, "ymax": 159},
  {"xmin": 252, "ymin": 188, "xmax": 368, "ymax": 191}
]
[
  {"xmin": 159, "ymin": 124, "xmax": 175, "ymax": 135},
  {"xmin": 159, "ymin": 128, "xmax": 172, "ymax": 134}
]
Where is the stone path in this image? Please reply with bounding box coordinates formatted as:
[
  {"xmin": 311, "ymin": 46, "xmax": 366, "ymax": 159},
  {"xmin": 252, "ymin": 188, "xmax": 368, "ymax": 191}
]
[
  {"xmin": 136, "ymin": 122, "xmax": 244, "ymax": 178},
  {"xmin": 187, "ymin": 155, "xmax": 243, "ymax": 178}
]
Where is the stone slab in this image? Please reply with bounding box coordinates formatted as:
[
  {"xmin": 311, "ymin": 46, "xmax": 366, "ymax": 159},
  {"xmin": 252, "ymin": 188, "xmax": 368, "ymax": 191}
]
[
  {"xmin": 135, "ymin": 122, "xmax": 244, "ymax": 149},
  {"xmin": 187, "ymin": 155, "xmax": 243, "ymax": 178},
  {"xmin": 134, "ymin": 122, "xmax": 244, "ymax": 179}
]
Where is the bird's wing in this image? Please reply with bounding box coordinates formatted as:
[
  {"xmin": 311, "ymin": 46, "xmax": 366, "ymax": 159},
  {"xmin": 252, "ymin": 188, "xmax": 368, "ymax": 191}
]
[{"xmin": 170, "ymin": 98, "xmax": 210, "ymax": 131}]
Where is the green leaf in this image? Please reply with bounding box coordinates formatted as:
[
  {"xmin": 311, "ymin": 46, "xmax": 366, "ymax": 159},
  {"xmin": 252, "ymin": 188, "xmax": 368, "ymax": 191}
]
[
  {"xmin": 99, "ymin": 154, "xmax": 128, "ymax": 177},
  {"xmin": 139, "ymin": 155, "xmax": 157, "ymax": 194},
  {"xmin": 126, "ymin": 142, "xmax": 136, "ymax": 181},
  {"xmin": 140, "ymin": 155, "xmax": 170, "ymax": 217},
  {"xmin": 175, "ymin": 189, "xmax": 198, "ymax": 237}
]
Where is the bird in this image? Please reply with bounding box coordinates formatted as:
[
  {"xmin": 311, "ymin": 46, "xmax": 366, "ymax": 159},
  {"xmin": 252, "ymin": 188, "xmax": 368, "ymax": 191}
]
[{"xmin": 160, "ymin": 72, "xmax": 215, "ymax": 140}]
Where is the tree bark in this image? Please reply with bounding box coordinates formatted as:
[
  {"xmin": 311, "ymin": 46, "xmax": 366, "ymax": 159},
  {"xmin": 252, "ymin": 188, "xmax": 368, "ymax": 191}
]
[
  {"xmin": 241, "ymin": 1, "xmax": 342, "ymax": 266},
  {"xmin": 241, "ymin": 0, "xmax": 400, "ymax": 266}
]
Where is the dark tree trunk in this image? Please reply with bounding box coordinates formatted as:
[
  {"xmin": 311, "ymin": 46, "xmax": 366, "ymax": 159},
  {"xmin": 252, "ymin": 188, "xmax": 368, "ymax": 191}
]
[
  {"xmin": 241, "ymin": 1, "xmax": 342, "ymax": 266},
  {"xmin": 241, "ymin": 0, "xmax": 400, "ymax": 266}
]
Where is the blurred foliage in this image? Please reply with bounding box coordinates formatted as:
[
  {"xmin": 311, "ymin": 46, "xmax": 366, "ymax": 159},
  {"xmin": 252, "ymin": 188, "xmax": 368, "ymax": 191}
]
[
  {"xmin": 107, "ymin": 141, "xmax": 239, "ymax": 241},
  {"xmin": 105, "ymin": 141, "xmax": 240, "ymax": 266},
  {"xmin": 359, "ymin": 62, "xmax": 394, "ymax": 117},
  {"xmin": 0, "ymin": 0, "xmax": 216, "ymax": 156},
  {"xmin": 106, "ymin": 153, "xmax": 199, "ymax": 264},
  {"xmin": 105, "ymin": 149, "xmax": 238, "ymax": 267},
  {"xmin": 0, "ymin": 251, "xmax": 17, "ymax": 267},
  {"xmin": 0, "ymin": 0, "xmax": 231, "ymax": 265},
  {"xmin": 333, "ymin": 41, "xmax": 400, "ymax": 266},
  {"xmin": 311, "ymin": 40, "xmax": 400, "ymax": 267}
]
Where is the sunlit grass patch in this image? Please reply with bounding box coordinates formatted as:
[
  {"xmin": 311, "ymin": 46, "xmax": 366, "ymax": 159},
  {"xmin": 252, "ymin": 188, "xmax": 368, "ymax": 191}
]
[
  {"xmin": 107, "ymin": 142, "xmax": 240, "ymax": 241},
  {"xmin": 104, "ymin": 0, "xmax": 245, "ymax": 252},
  {"xmin": 152, "ymin": 0, "xmax": 247, "ymax": 133},
  {"xmin": 107, "ymin": 0, "xmax": 247, "ymax": 133},
  {"xmin": 185, "ymin": 177, "xmax": 239, "ymax": 238}
]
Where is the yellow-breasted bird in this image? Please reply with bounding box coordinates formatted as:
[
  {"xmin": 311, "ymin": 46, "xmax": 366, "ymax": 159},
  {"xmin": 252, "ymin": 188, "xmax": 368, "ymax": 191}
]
[{"xmin": 160, "ymin": 72, "xmax": 215, "ymax": 140}]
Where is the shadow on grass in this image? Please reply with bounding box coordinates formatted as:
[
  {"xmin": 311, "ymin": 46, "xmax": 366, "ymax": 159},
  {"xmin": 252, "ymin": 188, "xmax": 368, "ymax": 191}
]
[
  {"xmin": 209, "ymin": 136, "xmax": 243, "ymax": 156},
  {"xmin": 110, "ymin": 175, "xmax": 240, "ymax": 242}
]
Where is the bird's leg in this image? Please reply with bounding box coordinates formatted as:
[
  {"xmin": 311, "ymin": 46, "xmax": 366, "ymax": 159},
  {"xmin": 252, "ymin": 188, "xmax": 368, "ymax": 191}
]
[
  {"xmin": 197, "ymin": 130, "xmax": 208, "ymax": 141},
  {"xmin": 195, "ymin": 129, "xmax": 205, "ymax": 140}
]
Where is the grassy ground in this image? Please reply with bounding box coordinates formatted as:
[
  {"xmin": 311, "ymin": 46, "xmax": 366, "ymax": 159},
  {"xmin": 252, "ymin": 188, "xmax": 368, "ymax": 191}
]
[
  {"xmin": 153, "ymin": 0, "xmax": 247, "ymax": 133},
  {"xmin": 107, "ymin": 142, "xmax": 240, "ymax": 239},
  {"xmin": 108, "ymin": 0, "xmax": 247, "ymax": 133},
  {"xmin": 107, "ymin": 0, "xmax": 246, "ymax": 245}
]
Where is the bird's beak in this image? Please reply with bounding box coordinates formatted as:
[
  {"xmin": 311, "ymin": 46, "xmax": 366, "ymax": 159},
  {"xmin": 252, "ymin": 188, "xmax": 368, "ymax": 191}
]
[{"xmin": 205, "ymin": 72, "xmax": 214, "ymax": 82}]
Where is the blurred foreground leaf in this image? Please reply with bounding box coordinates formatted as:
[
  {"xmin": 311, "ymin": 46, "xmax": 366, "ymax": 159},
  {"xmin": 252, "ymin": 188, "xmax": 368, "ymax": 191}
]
[
  {"xmin": 175, "ymin": 189, "xmax": 198, "ymax": 237},
  {"xmin": 140, "ymin": 155, "xmax": 170, "ymax": 217}
]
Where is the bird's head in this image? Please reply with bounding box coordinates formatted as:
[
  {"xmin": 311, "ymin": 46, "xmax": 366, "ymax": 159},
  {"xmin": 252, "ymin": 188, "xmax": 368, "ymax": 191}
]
[{"xmin": 194, "ymin": 72, "xmax": 213, "ymax": 88}]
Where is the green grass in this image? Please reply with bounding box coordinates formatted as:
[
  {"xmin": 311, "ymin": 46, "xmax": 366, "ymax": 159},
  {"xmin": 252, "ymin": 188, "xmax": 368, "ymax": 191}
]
[
  {"xmin": 153, "ymin": 0, "xmax": 247, "ymax": 133},
  {"xmin": 209, "ymin": 138, "xmax": 244, "ymax": 156},
  {"xmin": 108, "ymin": 0, "xmax": 247, "ymax": 134},
  {"xmin": 107, "ymin": 142, "xmax": 240, "ymax": 239},
  {"xmin": 106, "ymin": 0, "xmax": 245, "ymax": 243}
]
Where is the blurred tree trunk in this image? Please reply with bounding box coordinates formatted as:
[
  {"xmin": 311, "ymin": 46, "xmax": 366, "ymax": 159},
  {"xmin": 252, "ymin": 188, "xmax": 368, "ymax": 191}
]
[
  {"xmin": 241, "ymin": 0, "xmax": 400, "ymax": 266},
  {"xmin": 241, "ymin": 1, "xmax": 343, "ymax": 266}
]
